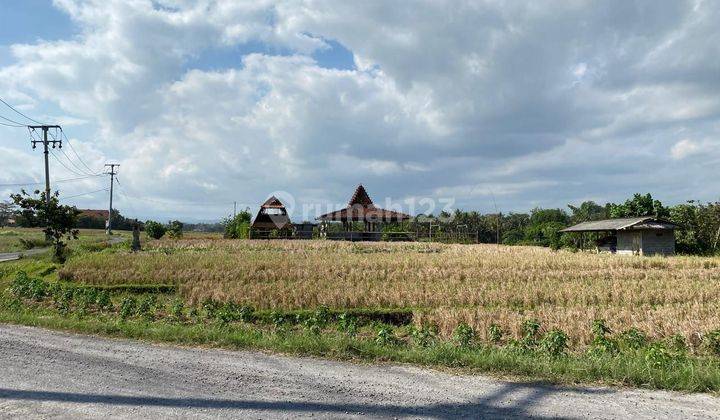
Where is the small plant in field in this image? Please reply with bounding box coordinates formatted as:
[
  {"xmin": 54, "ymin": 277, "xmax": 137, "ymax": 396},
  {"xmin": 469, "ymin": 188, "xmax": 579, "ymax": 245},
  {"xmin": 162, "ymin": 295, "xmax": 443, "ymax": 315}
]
[
  {"xmin": 202, "ymin": 298, "xmax": 220, "ymax": 320},
  {"xmin": 410, "ymin": 323, "xmax": 437, "ymax": 348},
  {"xmin": 96, "ymin": 290, "xmax": 112, "ymax": 311},
  {"xmin": 590, "ymin": 319, "xmax": 619, "ymax": 355},
  {"xmin": 453, "ymin": 323, "xmax": 475, "ymax": 348},
  {"xmin": 375, "ymin": 325, "xmax": 397, "ymax": 346},
  {"xmin": 488, "ymin": 323, "xmax": 503, "ymax": 344},
  {"xmin": 667, "ymin": 334, "xmax": 687, "ymax": 353},
  {"xmin": 314, "ymin": 305, "xmax": 330, "ymax": 327},
  {"xmin": 136, "ymin": 295, "xmax": 157, "ymax": 321},
  {"xmin": 188, "ymin": 306, "xmax": 200, "ymax": 323},
  {"xmin": 271, "ymin": 311, "xmax": 288, "ymax": 334},
  {"xmin": 521, "ymin": 318, "xmax": 541, "ymax": 349},
  {"xmin": 239, "ymin": 305, "xmax": 255, "ymax": 323},
  {"xmin": 620, "ymin": 328, "xmax": 647, "ymax": 350},
  {"xmin": 704, "ymin": 330, "xmax": 720, "ymax": 356},
  {"xmin": 74, "ymin": 289, "xmax": 93, "ymax": 317},
  {"xmin": 170, "ymin": 299, "xmax": 185, "ymax": 322},
  {"xmin": 119, "ymin": 297, "xmax": 136, "ymax": 320},
  {"xmin": 337, "ymin": 312, "xmax": 357, "ymax": 337},
  {"xmin": 52, "ymin": 286, "xmax": 73, "ymax": 316},
  {"xmin": 540, "ymin": 328, "xmax": 569, "ymax": 357},
  {"xmin": 644, "ymin": 343, "xmax": 681, "ymax": 369},
  {"xmin": 303, "ymin": 316, "xmax": 322, "ymax": 335}
]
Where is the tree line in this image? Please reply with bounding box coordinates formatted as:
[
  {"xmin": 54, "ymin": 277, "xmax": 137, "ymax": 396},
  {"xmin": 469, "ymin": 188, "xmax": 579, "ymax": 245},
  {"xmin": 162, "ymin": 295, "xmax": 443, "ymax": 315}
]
[{"xmin": 389, "ymin": 193, "xmax": 720, "ymax": 255}]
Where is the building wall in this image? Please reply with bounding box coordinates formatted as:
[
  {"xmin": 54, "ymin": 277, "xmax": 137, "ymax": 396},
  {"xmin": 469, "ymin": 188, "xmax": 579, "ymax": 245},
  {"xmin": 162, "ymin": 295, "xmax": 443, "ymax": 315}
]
[
  {"xmin": 640, "ymin": 229, "xmax": 675, "ymax": 256},
  {"xmin": 616, "ymin": 229, "xmax": 675, "ymax": 256}
]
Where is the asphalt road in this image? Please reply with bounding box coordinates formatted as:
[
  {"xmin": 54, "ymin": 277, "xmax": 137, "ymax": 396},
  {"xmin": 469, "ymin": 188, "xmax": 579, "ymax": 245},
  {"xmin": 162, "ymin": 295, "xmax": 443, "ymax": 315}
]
[
  {"xmin": 0, "ymin": 236, "xmax": 125, "ymax": 263},
  {"xmin": 0, "ymin": 324, "xmax": 718, "ymax": 419}
]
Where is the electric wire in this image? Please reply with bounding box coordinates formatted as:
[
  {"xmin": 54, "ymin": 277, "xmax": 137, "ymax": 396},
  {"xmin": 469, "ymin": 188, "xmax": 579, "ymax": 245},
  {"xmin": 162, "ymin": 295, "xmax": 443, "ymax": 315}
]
[
  {"xmin": 0, "ymin": 174, "xmax": 103, "ymax": 188},
  {"xmin": 0, "ymin": 96, "xmax": 44, "ymax": 125},
  {"xmin": 60, "ymin": 128, "xmax": 101, "ymax": 175},
  {"xmin": 63, "ymin": 188, "xmax": 109, "ymax": 200}
]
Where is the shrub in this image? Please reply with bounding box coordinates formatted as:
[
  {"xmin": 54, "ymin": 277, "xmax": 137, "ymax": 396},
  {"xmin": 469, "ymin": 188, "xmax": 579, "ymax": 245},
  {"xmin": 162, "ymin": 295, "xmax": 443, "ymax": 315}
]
[
  {"xmin": 620, "ymin": 328, "xmax": 647, "ymax": 350},
  {"xmin": 590, "ymin": 319, "xmax": 619, "ymax": 355},
  {"xmin": 540, "ymin": 328, "xmax": 569, "ymax": 357},
  {"xmin": 488, "ymin": 323, "xmax": 503, "ymax": 344},
  {"xmin": 136, "ymin": 295, "xmax": 157, "ymax": 321},
  {"xmin": 645, "ymin": 343, "xmax": 676, "ymax": 369},
  {"xmin": 337, "ymin": 312, "xmax": 358, "ymax": 337},
  {"xmin": 375, "ymin": 325, "xmax": 397, "ymax": 346},
  {"xmin": 705, "ymin": 330, "xmax": 720, "ymax": 356},
  {"xmin": 167, "ymin": 220, "xmax": 184, "ymax": 238},
  {"xmin": 144, "ymin": 221, "xmax": 166, "ymax": 239},
  {"xmin": 202, "ymin": 298, "xmax": 220, "ymax": 320},
  {"xmin": 170, "ymin": 299, "xmax": 185, "ymax": 321},
  {"xmin": 521, "ymin": 318, "xmax": 541, "ymax": 349},
  {"xmin": 453, "ymin": 323, "xmax": 475, "ymax": 348},
  {"xmin": 410, "ymin": 323, "xmax": 437, "ymax": 348},
  {"xmin": 96, "ymin": 290, "xmax": 112, "ymax": 311},
  {"xmin": 119, "ymin": 297, "xmax": 136, "ymax": 320}
]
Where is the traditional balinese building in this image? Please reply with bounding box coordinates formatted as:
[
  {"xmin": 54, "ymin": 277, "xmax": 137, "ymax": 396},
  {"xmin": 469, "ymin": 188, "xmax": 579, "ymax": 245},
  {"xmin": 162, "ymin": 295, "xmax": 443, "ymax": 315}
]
[
  {"xmin": 561, "ymin": 217, "xmax": 679, "ymax": 256},
  {"xmin": 317, "ymin": 185, "xmax": 411, "ymax": 241},
  {"xmin": 250, "ymin": 196, "xmax": 292, "ymax": 237}
]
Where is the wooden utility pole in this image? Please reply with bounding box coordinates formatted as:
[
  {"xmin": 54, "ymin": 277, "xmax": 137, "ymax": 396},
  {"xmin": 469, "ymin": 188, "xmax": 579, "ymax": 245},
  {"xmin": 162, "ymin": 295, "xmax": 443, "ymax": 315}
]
[
  {"xmin": 104, "ymin": 163, "xmax": 119, "ymax": 235},
  {"xmin": 29, "ymin": 125, "xmax": 62, "ymax": 210}
]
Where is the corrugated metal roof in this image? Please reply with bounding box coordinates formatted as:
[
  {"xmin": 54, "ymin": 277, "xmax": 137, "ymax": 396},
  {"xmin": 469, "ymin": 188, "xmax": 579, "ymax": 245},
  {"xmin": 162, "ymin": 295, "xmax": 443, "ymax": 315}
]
[{"xmin": 561, "ymin": 217, "xmax": 678, "ymax": 232}]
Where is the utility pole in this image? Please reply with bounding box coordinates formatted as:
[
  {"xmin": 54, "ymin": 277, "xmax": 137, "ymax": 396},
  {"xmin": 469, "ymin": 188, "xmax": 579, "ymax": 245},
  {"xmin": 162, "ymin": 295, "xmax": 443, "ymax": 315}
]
[
  {"xmin": 234, "ymin": 201, "xmax": 237, "ymax": 217},
  {"xmin": 29, "ymin": 125, "xmax": 62, "ymax": 211},
  {"xmin": 104, "ymin": 163, "xmax": 119, "ymax": 235}
]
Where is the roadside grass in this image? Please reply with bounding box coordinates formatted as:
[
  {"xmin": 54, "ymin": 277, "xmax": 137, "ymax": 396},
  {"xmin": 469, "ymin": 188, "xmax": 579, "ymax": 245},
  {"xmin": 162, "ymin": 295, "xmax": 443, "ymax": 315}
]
[
  {"xmin": 0, "ymin": 228, "xmax": 128, "ymax": 254},
  {"xmin": 2, "ymin": 267, "xmax": 720, "ymax": 393}
]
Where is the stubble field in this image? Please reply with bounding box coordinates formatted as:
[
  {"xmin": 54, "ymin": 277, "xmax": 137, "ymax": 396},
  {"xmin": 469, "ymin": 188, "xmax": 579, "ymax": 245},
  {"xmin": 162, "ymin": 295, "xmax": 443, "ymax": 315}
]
[{"xmin": 58, "ymin": 238, "xmax": 720, "ymax": 347}]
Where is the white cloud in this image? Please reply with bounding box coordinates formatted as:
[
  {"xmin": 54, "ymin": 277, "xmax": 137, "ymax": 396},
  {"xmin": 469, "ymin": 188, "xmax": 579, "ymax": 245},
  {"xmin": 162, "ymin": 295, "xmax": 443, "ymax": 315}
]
[{"xmin": 1, "ymin": 0, "xmax": 719, "ymax": 219}]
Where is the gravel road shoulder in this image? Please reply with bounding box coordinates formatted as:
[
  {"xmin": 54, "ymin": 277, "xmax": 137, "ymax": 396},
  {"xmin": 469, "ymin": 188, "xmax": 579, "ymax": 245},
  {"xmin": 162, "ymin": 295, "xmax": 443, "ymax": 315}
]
[{"xmin": 0, "ymin": 324, "xmax": 718, "ymax": 419}]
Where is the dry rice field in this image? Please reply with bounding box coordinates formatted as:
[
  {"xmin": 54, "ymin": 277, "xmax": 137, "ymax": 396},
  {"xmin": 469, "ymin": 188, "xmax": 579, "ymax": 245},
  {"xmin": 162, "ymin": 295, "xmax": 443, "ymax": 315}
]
[{"xmin": 59, "ymin": 239, "xmax": 720, "ymax": 346}]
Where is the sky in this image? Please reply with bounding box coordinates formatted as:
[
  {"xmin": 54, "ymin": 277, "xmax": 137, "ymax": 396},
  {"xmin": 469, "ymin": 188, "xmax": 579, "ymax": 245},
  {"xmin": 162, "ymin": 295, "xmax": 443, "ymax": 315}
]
[{"xmin": 0, "ymin": 0, "xmax": 718, "ymax": 222}]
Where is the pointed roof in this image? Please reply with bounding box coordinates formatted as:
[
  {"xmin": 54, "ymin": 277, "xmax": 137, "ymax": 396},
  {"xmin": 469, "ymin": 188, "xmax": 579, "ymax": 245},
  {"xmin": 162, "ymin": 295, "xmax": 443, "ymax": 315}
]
[
  {"xmin": 348, "ymin": 184, "xmax": 374, "ymax": 207},
  {"xmin": 261, "ymin": 196, "xmax": 286, "ymax": 209},
  {"xmin": 317, "ymin": 185, "xmax": 411, "ymax": 222}
]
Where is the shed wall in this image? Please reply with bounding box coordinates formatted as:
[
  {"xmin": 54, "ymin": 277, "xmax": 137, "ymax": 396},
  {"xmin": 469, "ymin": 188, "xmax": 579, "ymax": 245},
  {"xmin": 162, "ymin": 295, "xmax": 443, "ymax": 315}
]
[{"xmin": 616, "ymin": 230, "xmax": 675, "ymax": 256}]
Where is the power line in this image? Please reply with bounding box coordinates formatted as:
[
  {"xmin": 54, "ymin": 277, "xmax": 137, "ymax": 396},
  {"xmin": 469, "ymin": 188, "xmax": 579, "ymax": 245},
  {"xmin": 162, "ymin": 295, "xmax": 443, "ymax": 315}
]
[
  {"xmin": 0, "ymin": 174, "xmax": 103, "ymax": 188},
  {"xmin": 50, "ymin": 149, "xmax": 88, "ymax": 177},
  {"xmin": 0, "ymin": 114, "xmax": 26, "ymax": 126},
  {"xmin": 63, "ymin": 188, "xmax": 108, "ymax": 200},
  {"xmin": 0, "ymin": 96, "xmax": 44, "ymax": 125},
  {"xmin": 60, "ymin": 128, "xmax": 101, "ymax": 175},
  {"xmin": 0, "ymin": 120, "xmax": 25, "ymax": 128}
]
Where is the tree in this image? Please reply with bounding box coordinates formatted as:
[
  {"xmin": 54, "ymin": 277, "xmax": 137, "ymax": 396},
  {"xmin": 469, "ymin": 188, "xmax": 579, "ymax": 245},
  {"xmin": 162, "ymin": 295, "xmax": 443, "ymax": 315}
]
[
  {"xmin": 223, "ymin": 210, "xmax": 252, "ymax": 239},
  {"xmin": 167, "ymin": 220, "xmax": 184, "ymax": 238},
  {"xmin": 609, "ymin": 193, "xmax": 669, "ymax": 218},
  {"xmin": 568, "ymin": 201, "xmax": 607, "ymax": 223},
  {"xmin": 0, "ymin": 200, "xmax": 14, "ymax": 227},
  {"xmin": 144, "ymin": 220, "xmax": 166, "ymax": 239},
  {"xmin": 10, "ymin": 190, "xmax": 79, "ymax": 262}
]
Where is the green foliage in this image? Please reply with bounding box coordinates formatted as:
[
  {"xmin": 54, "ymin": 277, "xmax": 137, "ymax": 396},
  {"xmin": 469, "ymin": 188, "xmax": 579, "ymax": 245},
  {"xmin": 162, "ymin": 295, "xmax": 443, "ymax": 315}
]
[
  {"xmin": 166, "ymin": 220, "xmax": 184, "ymax": 238},
  {"xmin": 410, "ymin": 323, "xmax": 437, "ymax": 348},
  {"xmin": 375, "ymin": 325, "xmax": 397, "ymax": 346},
  {"xmin": 620, "ymin": 328, "xmax": 647, "ymax": 350},
  {"xmin": 452, "ymin": 322, "xmax": 475, "ymax": 347},
  {"xmin": 705, "ymin": 330, "xmax": 720, "ymax": 356},
  {"xmin": 144, "ymin": 221, "xmax": 166, "ymax": 239},
  {"xmin": 136, "ymin": 294, "xmax": 157, "ymax": 321},
  {"xmin": 520, "ymin": 318, "xmax": 541, "ymax": 349},
  {"xmin": 223, "ymin": 211, "xmax": 252, "ymax": 239},
  {"xmin": 609, "ymin": 193, "xmax": 669, "ymax": 218},
  {"xmin": 337, "ymin": 312, "xmax": 358, "ymax": 337},
  {"xmin": 590, "ymin": 319, "xmax": 619, "ymax": 355},
  {"xmin": 119, "ymin": 297, "xmax": 136, "ymax": 320},
  {"xmin": 170, "ymin": 299, "xmax": 185, "ymax": 321},
  {"xmin": 540, "ymin": 328, "xmax": 569, "ymax": 357},
  {"xmin": 10, "ymin": 190, "xmax": 80, "ymax": 262},
  {"xmin": 488, "ymin": 323, "xmax": 503, "ymax": 344}
]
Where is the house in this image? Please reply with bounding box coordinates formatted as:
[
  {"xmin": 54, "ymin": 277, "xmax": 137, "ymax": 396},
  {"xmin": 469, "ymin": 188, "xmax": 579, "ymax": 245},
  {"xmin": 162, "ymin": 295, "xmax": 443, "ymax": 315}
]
[
  {"xmin": 560, "ymin": 217, "xmax": 679, "ymax": 256},
  {"xmin": 317, "ymin": 185, "xmax": 411, "ymax": 241},
  {"xmin": 250, "ymin": 196, "xmax": 292, "ymax": 238}
]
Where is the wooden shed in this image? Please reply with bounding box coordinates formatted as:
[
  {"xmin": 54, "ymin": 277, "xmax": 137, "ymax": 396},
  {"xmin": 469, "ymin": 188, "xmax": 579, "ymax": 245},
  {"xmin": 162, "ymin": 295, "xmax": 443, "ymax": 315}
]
[
  {"xmin": 250, "ymin": 196, "xmax": 292, "ymax": 237},
  {"xmin": 561, "ymin": 217, "xmax": 679, "ymax": 256}
]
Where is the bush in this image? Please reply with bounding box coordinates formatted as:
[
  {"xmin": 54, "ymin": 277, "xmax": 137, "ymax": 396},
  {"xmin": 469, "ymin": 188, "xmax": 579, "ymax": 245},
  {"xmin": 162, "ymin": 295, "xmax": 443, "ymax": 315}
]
[
  {"xmin": 167, "ymin": 220, "xmax": 184, "ymax": 238},
  {"xmin": 705, "ymin": 330, "xmax": 720, "ymax": 356},
  {"xmin": 144, "ymin": 221, "xmax": 166, "ymax": 239},
  {"xmin": 521, "ymin": 318, "xmax": 541, "ymax": 349},
  {"xmin": 119, "ymin": 297, "xmax": 136, "ymax": 320},
  {"xmin": 170, "ymin": 299, "xmax": 185, "ymax": 321},
  {"xmin": 337, "ymin": 312, "xmax": 358, "ymax": 337},
  {"xmin": 410, "ymin": 323, "xmax": 437, "ymax": 348},
  {"xmin": 223, "ymin": 211, "xmax": 252, "ymax": 239},
  {"xmin": 375, "ymin": 325, "xmax": 397, "ymax": 346},
  {"xmin": 620, "ymin": 328, "xmax": 647, "ymax": 350},
  {"xmin": 540, "ymin": 328, "xmax": 569, "ymax": 357},
  {"xmin": 590, "ymin": 319, "xmax": 619, "ymax": 355},
  {"xmin": 453, "ymin": 323, "xmax": 475, "ymax": 348},
  {"xmin": 488, "ymin": 323, "xmax": 503, "ymax": 344}
]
